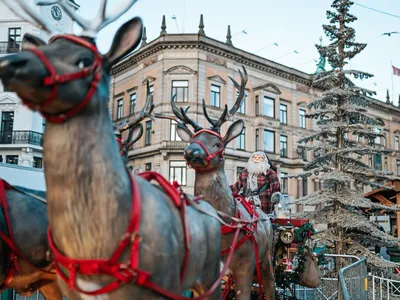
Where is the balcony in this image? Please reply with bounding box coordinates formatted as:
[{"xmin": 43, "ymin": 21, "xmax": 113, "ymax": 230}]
[
  {"xmin": 164, "ymin": 141, "xmax": 189, "ymax": 148},
  {"xmin": 0, "ymin": 131, "xmax": 43, "ymax": 146},
  {"xmin": 0, "ymin": 42, "xmax": 21, "ymax": 54}
]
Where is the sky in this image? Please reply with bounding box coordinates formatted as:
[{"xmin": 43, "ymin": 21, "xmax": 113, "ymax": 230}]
[{"xmin": 74, "ymin": 0, "xmax": 400, "ymax": 104}]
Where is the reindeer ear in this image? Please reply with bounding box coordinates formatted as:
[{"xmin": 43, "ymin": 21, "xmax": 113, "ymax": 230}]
[
  {"xmin": 22, "ymin": 34, "xmax": 46, "ymax": 49},
  {"xmin": 129, "ymin": 124, "xmax": 144, "ymax": 145},
  {"xmin": 223, "ymin": 120, "xmax": 244, "ymax": 145},
  {"xmin": 176, "ymin": 124, "xmax": 193, "ymax": 143},
  {"xmin": 104, "ymin": 17, "xmax": 143, "ymax": 68}
]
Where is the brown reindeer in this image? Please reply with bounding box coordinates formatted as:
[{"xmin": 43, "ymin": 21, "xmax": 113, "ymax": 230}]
[
  {"xmin": 163, "ymin": 67, "xmax": 276, "ymax": 300},
  {"xmin": 0, "ymin": 1, "xmax": 222, "ymax": 299}
]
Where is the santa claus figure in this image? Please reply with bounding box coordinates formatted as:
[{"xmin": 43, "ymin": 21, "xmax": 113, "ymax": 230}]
[{"xmin": 231, "ymin": 151, "xmax": 281, "ymax": 214}]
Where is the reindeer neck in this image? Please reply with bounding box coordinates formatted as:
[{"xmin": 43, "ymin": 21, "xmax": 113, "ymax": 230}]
[
  {"xmin": 194, "ymin": 162, "xmax": 236, "ymax": 217},
  {"xmin": 42, "ymin": 93, "xmax": 131, "ymax": 259}
]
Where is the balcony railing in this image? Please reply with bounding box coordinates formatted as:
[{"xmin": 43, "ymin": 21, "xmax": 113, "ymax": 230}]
[
  {"xmin": 0, "ymin": 42, "xmax": 21, "ymax": 54},
  {"xmin": 165, "ymin": 141, "xmax": 189, "ymax": 148},
  {"xmin": 0, "ymin": 131, "xmax": 43, "ymax": 146}
]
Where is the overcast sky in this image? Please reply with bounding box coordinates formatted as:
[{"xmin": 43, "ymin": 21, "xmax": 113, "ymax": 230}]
[{"xmin": 74, "ymin": 0, "xmax": 400, "ymax": 104}]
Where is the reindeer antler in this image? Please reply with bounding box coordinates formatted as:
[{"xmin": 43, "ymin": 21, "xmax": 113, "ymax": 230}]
[
  {"xmin": 121, "ymin": 81, "xmax": 155, "ymax": 133},
  {"xmin": 169, "ymin": 94, "xmax": 202, "ymax": 132},
  {"xmin": 2, "ymin": 0, "xmax": 57, "ymax": 35},
  {"xmin": 203, "ymin": 66, "xmax": 248, "ymax": 131},
  {"xmin": 37, "ymin": 0, "xmax": 139, "ymax": 38}
]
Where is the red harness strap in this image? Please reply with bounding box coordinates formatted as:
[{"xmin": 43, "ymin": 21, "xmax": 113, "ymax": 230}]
[
  {"xmin": 48, "ymin": 170, "xmax": 149, "ymax": 295},
  {"xmin": 138, "ymin": 172, "xmax": 190, "ymax": 283},
  {"xmin": 220, "ymin": 194, "xmax": 263, "ymax": 299},
  {"xmin": 0, "ymin": 180, "xmax": 19, "ymax": 289}
]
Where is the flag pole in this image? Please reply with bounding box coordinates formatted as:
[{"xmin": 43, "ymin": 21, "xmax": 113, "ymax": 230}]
[{"xmin": 391, "ymin": 61, "xmax": 395, "ymax": 103}]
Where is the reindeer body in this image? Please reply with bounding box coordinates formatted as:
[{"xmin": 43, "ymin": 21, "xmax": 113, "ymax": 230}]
[
  {"xmin": 0, "ymin": 187, "xmax": 61, "ymax": 299},
  {"xmin": 0, "ymin": 1, "xmax": 222, "ymax": 299},
  {"xmin": 169, "ymin": 67, "xmax": 276, "ymax": 299}
]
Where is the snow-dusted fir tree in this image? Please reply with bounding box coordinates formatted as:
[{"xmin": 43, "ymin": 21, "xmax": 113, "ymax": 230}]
[{"xmin": 295, "ymin": 0, "xmax": 399, "ymax": 268}]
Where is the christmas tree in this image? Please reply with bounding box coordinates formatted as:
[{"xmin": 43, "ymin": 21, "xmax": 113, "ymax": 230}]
[{"xmin": 293, "ymin": 0, "xmax": 400, "ymax": 269}]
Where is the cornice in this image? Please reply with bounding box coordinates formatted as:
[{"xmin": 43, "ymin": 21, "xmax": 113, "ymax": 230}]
[{"xmin": 111, "ymin": 38, "xmax": 312, "ymax": 86}]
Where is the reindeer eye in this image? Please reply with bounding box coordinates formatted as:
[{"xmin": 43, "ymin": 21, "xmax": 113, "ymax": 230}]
[
  {"xmin": 77, "ymin": 57, "xmax": 92, "ymax": 69},
  {"xmin": 215, "ymin": 143, "xmax": 221, "ymax": 148}
]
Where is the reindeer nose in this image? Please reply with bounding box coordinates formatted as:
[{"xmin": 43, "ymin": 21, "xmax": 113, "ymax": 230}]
[
  {"xmin": 0, "ymin": 54, "xmax": 29, "ymax": 78},
  {"xmin": 184, "ymin": 146, "xmax": 201, "ymax": 161}
]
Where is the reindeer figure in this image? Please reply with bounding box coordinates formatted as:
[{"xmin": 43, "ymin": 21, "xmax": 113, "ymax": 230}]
[
  {"xmin": 114, "ymin": 82, "xmax": 155, "ymax": 166},
  {"xmin": 0, "ymin": 183, "xmax": 62, "ymax": 299},
  {"xmin": 0, "ymin": 1, "xmax": 223, "ymax": 299},
  {"xmin": 165, "ymin": 67, "xmax": 276, "ymax": 300}
]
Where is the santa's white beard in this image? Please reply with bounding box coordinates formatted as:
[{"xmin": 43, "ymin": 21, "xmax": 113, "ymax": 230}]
[{"xmin": 247, "ymin": 161, "xmax": 269, "ymax": 175}]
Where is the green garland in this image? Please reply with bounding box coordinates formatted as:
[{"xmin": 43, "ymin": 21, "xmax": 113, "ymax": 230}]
[{"xmin": 275, "ymin": 222, "xmax": 325, "ymax": 292}]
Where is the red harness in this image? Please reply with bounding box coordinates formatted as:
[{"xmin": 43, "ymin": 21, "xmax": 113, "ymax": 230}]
[
  {"xmin": 48, "ymin": 171, "xmax": 239, "ymax": 299},
  {"xmin": 185, "ymin": 130, "xmax": 265, "ymax": 299},
  {"xmin": 21, "ymin": 35, "xmax": 102, "ymax": 124},
  {"xmin": 189, "ymin": 129, "xmax": 225, "ymax": 170}
]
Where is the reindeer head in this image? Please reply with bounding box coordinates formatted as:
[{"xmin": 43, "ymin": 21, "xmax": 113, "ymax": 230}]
[
  {"xmin": 0, "ymin": 0, "xmax": 142, "ymax": 124},
  {"xmin": 170, "ymin": 67, "xmax": 248, "ymax": 172}
]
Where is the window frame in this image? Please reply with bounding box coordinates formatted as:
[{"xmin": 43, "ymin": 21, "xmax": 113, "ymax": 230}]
[
  {"xmin": 145, "ymin": 120, "xmax": 152, "ymax": 146},
  {"xmin": 280, "ymin": 135, "xmax": 288, "ymax": 158},
  {"xmin": 280, "ymin": 103, "xmax": 287, "ymax": 124},
  {"xmin": 171, "ymin": 80, "xmax": 189, "ymax": 103},
  {"xmin": 169, "ymin": 161, "xmax": 187, "ymax": 186},
  {"xmin": 33, "ymin": 156, "xmax": 43, "ymax": 169},
  {"xmin": 299, "ymin": 108, "xmax": 306, "ymax": 128},
  {"xmin": 170, "ymin": 120, "xmax": 182, "ymax": 141},
  {"xmin": 210, "ymin": 84, "xmax": 221, "ymax": 107},
  {"xmin": 395, "ymin": 136, "xmax": 399, "ymax": 151},
  {"xmin": 6, "ymin": 155, "xmax": 18, "ymax": 165},
  {"xmin": 280, "ymin": 172, "xmax": 288, "ymax": 194},
  {"xmin": 129, "ymin": 93, "xmax": 136, "ymax": 115},
  {"xmin": 236, "ymin": 127, "xmax": 246, "ymax": 150},
  {"xmin": 263, "ymin": 130, "xmax": 275, "ymax": 153},
  {"xmin": 236, "ymin": 90, "xmax": 247, "ymax": 114},
  {"xmin": 116, "ymin": 99, "xmax": 123, "ymax": 119},
  {"xmin": 145, "ymin": 163, "xmax": 152, "ymax": 171},
  {"xmin": 262, "ymin": 96, "xmax": 275, "ymax": 118}
]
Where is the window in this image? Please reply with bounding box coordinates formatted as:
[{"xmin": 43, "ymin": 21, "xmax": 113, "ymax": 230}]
[
  {"xmin": 374, "ymin": 153, "xmax": 382, "ymax": 170},
  {"xmin": 255, "ymin": 96, "xmax": 259, "ymax": 116},
  {"xmin": 145, "ymin": 121, "xmax": 152, "ymax": 146},
  {"xmin": 236, "ymin": 91, "xmax": 246, "ymax": 114},
  {"xmin": 129, "ymin": 93, "xmax": 136, "ymax": 114},
  {"xmin": 397, "ymin": 160, "xmax": 400, "ymax": 175},
  {"xmin": 280, "ymin": 104, "xmax": 287, "ymax": 124},
  {"xmin": 263, "ymin": 130, "xmax": 275, "ymax": 153},
  {"xmin": 396, "ymin": 136, "xmax": 399, "ymax": 151},
  {"xmin": 170, "ymin": 120, "xmax": 182, "ymax": 141},
  {"xmin": 299, "ymin": 143, "xmax": 307, "ymax": 161},
  {"xmin": 42, "ymin": 118, "xmax": 46, "ymax": 133},
  {"xmin": 374, "ymin": 128, "xmax": 381, "ymax": 144},
  {"xmin": 263, "ymin": 96, "xmax": 274, "ymax": 118},
  {"xmin": 383, "ymin": 132, "xmax": 387, "ymax": 147},
  {"xmin": 280, "ymin": 135, "xmax": 288, "ymax": 157},
  {"xmin": 169, "ymin": 161, "xmax": 187, "ymax": 185},
  {"xmin": 1, "ymin": 112, "xmax": 14, "ymax": 143},
  {"xmin": 6, "ymin": 155, "xmax": 18, "ymax": 165},
  {"xmin": 236, "ymin": 127, "xmax": 245, "ymax": 150},
  {"xmin": 237, "ymin": 166, "xmax": 245, "ymax": 177},
  {"xmin": 116, "ymin": 99, "xmax": 123, "ymax": 119},
  {"xmin": 33, "ymin": 156, "xmax": 43, "ymax": 169},
  {"xmin": 280, "ymin": 172, "xmax": 288, "ymax": 194},
  {"xmin": 302, "ymin": 178, "xmax": 308, "ymax": 196},
  {"xmin": 145, "ymin": 163, "xmax": 152, "ymax": 171},
  {"xmin": 299, "ymin": 109, "xmax": 306, "ymax": 128},
  {"xmin": 356, "ymin": 134, "xmax": 362, "ymax": 143},
  {"xmin": 8, "ymin": 28, "xmax": 21, "ymax": 52},
  {"xmin": 314, "ymin": 180, "xmax": 323, "ymax": 191},
  {"xmin": 384, "ymin": 157, "xmax": 388, "ymax": 171},
  {"xmin": 210, "ymin": 85, "xmax": 220, "ymax": 107},
  {"xmin": 255, "ymin": 129, "xmax": 259, "ymax": 151},
  {"xmin": 172, "ymin": 80, "xmax": 189, "ymax": 102}
]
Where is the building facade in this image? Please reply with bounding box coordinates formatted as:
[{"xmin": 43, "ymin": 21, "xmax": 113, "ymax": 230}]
[
  {"xmin": 0, "ymin": 0, "xmax": 77, "ymax": 181},
  {"xmin": 110, "ymin": 17, "xmax": 400, "ymax": 209}
]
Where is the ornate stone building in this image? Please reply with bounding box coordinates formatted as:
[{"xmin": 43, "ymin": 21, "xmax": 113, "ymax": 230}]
[{"xmin": 110, "ymin": 16, "xmax": 400, "ymax": 209}]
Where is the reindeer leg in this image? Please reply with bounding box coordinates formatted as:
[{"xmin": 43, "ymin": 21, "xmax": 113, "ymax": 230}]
[
  {"xmin": 260, "ymin": 249, "xmax": 275, "ymax": 300},
  {"xmin": 38, "ymin": 281, "xmax": 63, "ymax": 300},
  {"xmin": 232, "ymin": 268, "xmax": 254, "ymax": 300}
]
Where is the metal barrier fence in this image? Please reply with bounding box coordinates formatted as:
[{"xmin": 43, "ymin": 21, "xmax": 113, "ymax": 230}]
[
  {"xmin": 339, "ymin": 257, "xmax": 368, "ymax": 300},
  {"xmin": 371, "ymin": 274, "xmax": 400, "ymax": 300}
]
